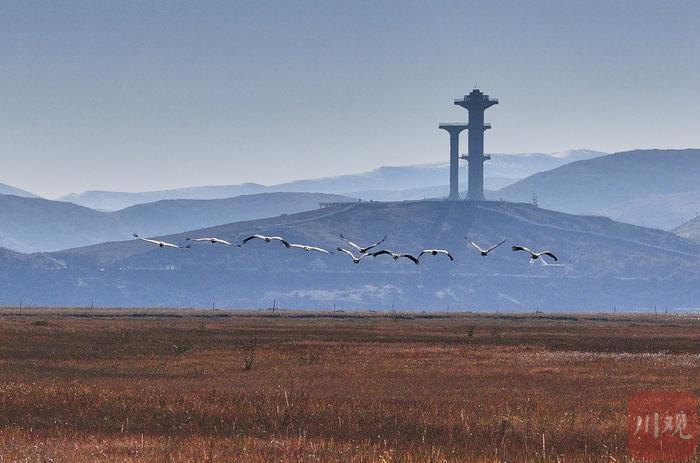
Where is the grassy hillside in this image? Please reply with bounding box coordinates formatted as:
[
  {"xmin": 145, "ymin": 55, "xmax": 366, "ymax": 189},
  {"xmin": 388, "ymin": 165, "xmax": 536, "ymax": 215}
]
[{"xmin": 6, "ymin": 200, "xmax": 698, "ymax": 311}]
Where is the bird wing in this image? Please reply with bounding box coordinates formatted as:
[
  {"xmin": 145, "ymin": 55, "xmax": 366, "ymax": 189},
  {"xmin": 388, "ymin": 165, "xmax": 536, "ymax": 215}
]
[
  {"xmin": 486, "ymin": 239, "xmax": 507, "ymax": 253},
  {"xmin": 370, "ymin": 249, "xmax": 392, "ymax": 257},
  {"xmin": 339, "ymin": 234, "xmax": 363, "ymax": 252},
  {"xmin": 398, "ymin": 254, "xmax": 420, "ymax": 265},
  {"xmin": 133, "ymin": 234, "xmax": 161, "ymax": 246},
  {"xmin": 361, "ymin": 235, "xmax": 387, "ymax": 253},
  {"xmin": 271, "ymin": 237, "xmax": 291, "ymax": 247},
  {"xmin": 420, "ymin": 250, "xmax": 454, "ymax": 261},
  {"xmin": 160, "ymin": 241, "xmax": 180, "ymax": 249},
  {"xmin": 211, "ymin": 238, "xmax": 232, "ymax": 245},
  {"xmin": 243, "ymin": 235, "xmax": 263, "ymax": 244},
  {"xmin": 541, "ymin": 251, "xmax": 558, "ymax": 261},
  {"xmin": 307, "ymin": 246, "xmax": 330, "ymax": 254},
  {"xmin": 512, "ymin": 245, "xmax": 533, "ymax": 254},
  {"xmin": 337, "ymin": 247, "xmax": 358, "ymax": 259},
  {"xmin": 288, "ymin": 243, "xmax": 305, "ymax": 249},
  {"xmin": 190, "ymin": 237, "xmax": 230, "ymax": 244},
  {"xmin": 468, "ymin": 240, "xmax": 485, "ymax": 253}
]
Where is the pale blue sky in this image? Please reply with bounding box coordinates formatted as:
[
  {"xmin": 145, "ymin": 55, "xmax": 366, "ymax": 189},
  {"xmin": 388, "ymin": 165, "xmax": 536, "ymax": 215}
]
[{"xmin": 1, "ymin": 0, "xmax": 699, "ymax": 197}]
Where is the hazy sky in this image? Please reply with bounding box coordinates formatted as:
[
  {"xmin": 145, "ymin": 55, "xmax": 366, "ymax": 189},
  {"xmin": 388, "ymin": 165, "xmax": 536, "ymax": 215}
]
[{"xmin": 1, "ymin": 1, "xmax": 699, "ymax": 198}]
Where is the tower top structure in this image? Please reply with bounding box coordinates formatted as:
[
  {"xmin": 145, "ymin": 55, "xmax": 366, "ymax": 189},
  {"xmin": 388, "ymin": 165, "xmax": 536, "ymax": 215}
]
[{"xmin": 454, "ymin": 89, "xmax": 498, "ymax": 113}]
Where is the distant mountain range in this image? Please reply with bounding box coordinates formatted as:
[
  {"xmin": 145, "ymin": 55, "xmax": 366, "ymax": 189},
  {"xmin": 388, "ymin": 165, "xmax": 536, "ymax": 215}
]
[
  {"xmin": 60, "ymin": 184, "xmax": 270, "ymax": 211},
  {"xmin": 0, "ymin": 192, "xmax": 351, "ymax": 253},
  {"xmin": 60, "ymin": 149, "xmax": 605, "ymax": 210},
  {"xmin": 497, "ymin": 149, "xmax": 700, "ymax": 230},
  {"xmin": 0, "ymin": 148, "xmax": 604, "ymax": 253},
  {"xmin": 0, "ymin": 182, "xmax": 38, "ymax": 198},
  {"xmin": 4, "ymin": 200, "xmax": 699, "ymax": 311}
]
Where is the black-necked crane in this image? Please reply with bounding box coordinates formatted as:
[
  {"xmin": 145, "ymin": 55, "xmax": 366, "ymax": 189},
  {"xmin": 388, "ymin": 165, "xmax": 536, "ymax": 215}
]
[
  {"xmin": 468, "ymin": 238, "xmax": 506, "ymax": 256},
  {"xmin": 186, "ymin": 237, "xmax": 239, "ymax": 247},
  {"xmin": 339, "ymin": 233, "xmax": 387, "ymax": 254},
  {"xmin": 133, "ymin": 234, "xmax": 188, "ymax": 249},
  {"xmin": 511, "ymin": 245, "xmax": 558, "ymax": 264},
  {"xmin": 336, "ymin": 247, "xmax": 370, "ymax": 263},
  {"xmin": 288, "ymin": 243, "xmax": 332, "ymax": 254},
  {"xmin": 242, "ymin": 234, "xmax": 291, "ymax": 248},
  {"xmin": 418, "ymin": 249, "xmax": 454, "ymax": 261},
  {"xmin": 370, "ymin": 249, "xmax": 420, "ymax": 265}
]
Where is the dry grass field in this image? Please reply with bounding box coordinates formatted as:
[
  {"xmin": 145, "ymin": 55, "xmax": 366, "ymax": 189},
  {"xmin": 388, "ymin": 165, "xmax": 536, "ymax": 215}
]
[{"xmin": 0, "ymin": 308, "xmax": 699, "ymax": 462}]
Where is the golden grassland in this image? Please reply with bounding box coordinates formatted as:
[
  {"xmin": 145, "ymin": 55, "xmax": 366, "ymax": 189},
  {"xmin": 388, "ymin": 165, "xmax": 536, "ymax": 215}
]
[{"xmin": 0, "ymin": 308, "xmax": 699, "ymax": 462}]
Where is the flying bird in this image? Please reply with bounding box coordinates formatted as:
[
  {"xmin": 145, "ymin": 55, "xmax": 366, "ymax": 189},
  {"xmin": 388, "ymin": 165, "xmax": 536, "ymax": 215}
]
[
  {"xmin": 336, "ymin": 247, "xmax": 371, "ymax": 263},
  {"xmin": 186, "ymin": 237, "xmax": 240, "ymax": 247},
  {"xmin": 418, "ymin": 249, "xmax": 454, "ymax": 261},
  {"xmin": 339, "ymin": 233, "xmax": 387, "ymax": 254},
  {"xmin": 132, "ymin": 233, "xmax": 188, "ymax": 249},
  {"xmin": 288, "ymin": 243, "xmax": 332, "ymax": 254},
  {"xmin": 370, "ymin": 249, "xmax": 420, "ymax": 265},
  {"xmin": 242, "ymin": 234, "xmax": 291, "ymax": 247},
  {"xmin": 511, "ymin": 245, "xmax": 558, "ymax": 264},
  {"xmin": 468, "ymin": 238, "xmax": 506, "ymax": 256}
]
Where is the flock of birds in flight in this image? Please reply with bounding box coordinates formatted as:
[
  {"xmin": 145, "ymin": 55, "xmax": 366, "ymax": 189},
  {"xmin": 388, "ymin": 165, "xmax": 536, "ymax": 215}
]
[{"xmin": 132, "ymin": 233, "xmax": 559, "ymax": 265}]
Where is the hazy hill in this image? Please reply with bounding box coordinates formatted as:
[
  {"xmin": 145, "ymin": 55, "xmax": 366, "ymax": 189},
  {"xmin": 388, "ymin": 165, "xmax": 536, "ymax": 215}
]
[
  {"xmin": 599, "ymin": 191, "xmax": 700, "ymax": 230},
  {"xmin": 484, "ymin": 149, "xmax": 605, "ymax": 180},
  {"xmin": 113, "ymin": 192, "xmax": 350, "ymax": 235},
  {"xmin": 0, "ymin": 195, "xmax": 117, "ymax": 252},
  {"xmin": 261, "ymin": 151, "xmax": 601, "ymax": 194},
  {"xmin": 60, "ymin": 183, "xmax": 269, "ymax": 211},
  {"xmin": 6, "ymin": 200, "xmax": 699, "ymax": 311},
  {"xmin": 0, "ymin": 182, "xmax": 38, "ymax": 198},
  {"xmin": 61, "ymin": 149, "xmax": 604, "ymax": 210},
  {"xmin": 497, "ymin": 149, "xmax": 700, "ymax": 229},
  {"xmin": 0, "ymin": 192, "xmax": 351, "ymax": 252},
  {"xmin": 674, "ymin": 215, "xmax": 700, "ymax": 243}
]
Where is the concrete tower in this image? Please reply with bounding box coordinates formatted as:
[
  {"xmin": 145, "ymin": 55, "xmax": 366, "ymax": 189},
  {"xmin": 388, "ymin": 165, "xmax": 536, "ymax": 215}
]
[
  {"xmin": 438, "ymin": 123, "xmax": 468, "ymax": 200},
  {"xmin": 454, "ymin": 89, "xmax": 498, "ymax": 201}
]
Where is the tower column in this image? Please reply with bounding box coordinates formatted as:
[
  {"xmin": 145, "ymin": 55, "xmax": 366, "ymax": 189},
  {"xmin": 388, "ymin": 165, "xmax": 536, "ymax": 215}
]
[
  {"xmin": 454, "ymin": 89, "xmax": 498, "ymax": 201},
  {"xmin": 439, "ymin": 124, "xmax": 468, "ymax": 201}
]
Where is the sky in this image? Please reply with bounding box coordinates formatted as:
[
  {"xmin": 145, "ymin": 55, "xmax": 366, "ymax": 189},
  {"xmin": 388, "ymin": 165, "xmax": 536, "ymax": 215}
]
[{"xmin": 0, "ymin": 0, "xmax": 699, "ymax": 198}]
